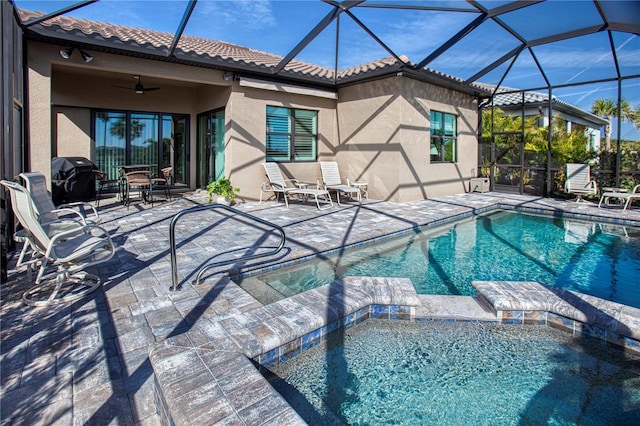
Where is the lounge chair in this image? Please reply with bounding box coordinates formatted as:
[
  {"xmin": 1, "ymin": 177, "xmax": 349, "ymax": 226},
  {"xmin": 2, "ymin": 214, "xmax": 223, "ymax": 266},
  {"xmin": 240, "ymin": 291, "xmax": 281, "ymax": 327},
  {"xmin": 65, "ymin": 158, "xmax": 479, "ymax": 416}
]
[
  {"xmin": 261, "ymin": 162, "xmax": 333, "ymax": 210},
  {"xmin": 598, "ymin": 184, "xmax": 640, "ymax": 211},
  {"xmin": 564, "ymin": 163, "xmax": 597, "ymax": 202},
  {"xmin": 320, "ymin": 161, "xmax": 361, "ymax": 206},
  {"xmin": 0, "ymin": 179, "xmax": 116, "ymax": 306}
]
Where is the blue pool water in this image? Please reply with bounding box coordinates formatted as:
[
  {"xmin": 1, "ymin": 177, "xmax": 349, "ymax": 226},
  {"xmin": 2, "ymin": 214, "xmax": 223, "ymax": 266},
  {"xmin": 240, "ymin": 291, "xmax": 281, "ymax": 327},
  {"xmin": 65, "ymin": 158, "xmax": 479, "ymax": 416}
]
[
  {"xmin": 236, "ymin": 211, "xmax": 640, "ymax": 308},
  {"xmin": 267, "ymin": 319, "xmax": 640, "ymax": 425}
]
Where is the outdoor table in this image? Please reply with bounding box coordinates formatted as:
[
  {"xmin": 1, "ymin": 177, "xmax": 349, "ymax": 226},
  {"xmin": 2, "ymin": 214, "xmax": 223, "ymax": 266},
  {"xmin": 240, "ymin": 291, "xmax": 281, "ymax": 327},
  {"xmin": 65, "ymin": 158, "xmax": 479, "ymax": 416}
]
[
  {"xmin": 114, "ymin": 165, "xmax": 153, "ymax": 204},
  {"xmin": 352, "ymin": 181, "xmax": 368, "ymax": 199}
]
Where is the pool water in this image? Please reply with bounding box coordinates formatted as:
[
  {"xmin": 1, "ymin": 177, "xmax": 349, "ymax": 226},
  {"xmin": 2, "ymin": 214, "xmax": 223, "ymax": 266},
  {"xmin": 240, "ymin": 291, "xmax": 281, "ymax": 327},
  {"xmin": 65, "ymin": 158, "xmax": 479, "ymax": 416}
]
[
  {"xmin": 266, "ymin": 319, "xmax": 640, "ymax": 425},
  {"xmin": 235, "ymin": 211, "xmax": 640, "ymax": 308}
]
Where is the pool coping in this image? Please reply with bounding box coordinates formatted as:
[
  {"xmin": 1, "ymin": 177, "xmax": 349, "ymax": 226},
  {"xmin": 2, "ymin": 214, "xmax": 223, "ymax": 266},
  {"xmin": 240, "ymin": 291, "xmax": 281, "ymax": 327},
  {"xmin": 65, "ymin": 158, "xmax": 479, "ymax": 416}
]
[
  {"xmin": 150, "ymin": 278, "xmax": 640, "ymax": 426},
  {"xmin": 231, "ymin": 201, "xmax": 640, "ymax": 282}
]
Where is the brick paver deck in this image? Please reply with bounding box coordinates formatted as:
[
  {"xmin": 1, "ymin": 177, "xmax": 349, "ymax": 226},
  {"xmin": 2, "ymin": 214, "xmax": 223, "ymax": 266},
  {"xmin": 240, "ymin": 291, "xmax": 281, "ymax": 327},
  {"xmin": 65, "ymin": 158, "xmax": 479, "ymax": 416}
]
[{"xmin": 1, "ymin": 190, "xmax": 639, "ymax": 425}]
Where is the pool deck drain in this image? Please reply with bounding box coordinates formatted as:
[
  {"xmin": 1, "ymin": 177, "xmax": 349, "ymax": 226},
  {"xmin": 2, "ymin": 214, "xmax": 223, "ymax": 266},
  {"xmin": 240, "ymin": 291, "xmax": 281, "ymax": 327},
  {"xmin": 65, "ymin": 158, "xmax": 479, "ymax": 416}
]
[{"xmin": 1, "ymin": 191, "xmax": 640, "ymax": 425}]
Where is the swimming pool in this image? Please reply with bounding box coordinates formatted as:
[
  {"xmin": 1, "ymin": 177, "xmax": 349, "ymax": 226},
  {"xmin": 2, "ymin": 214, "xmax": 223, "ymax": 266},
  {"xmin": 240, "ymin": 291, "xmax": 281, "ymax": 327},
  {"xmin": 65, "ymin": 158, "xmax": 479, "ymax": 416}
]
[
  {"xmin": 266, "ymin": 319, "xmax": 640, "ymax": 425},
  {"xmin": 234, "ymin": 210, "xmax": 640, "ymax": 308}
]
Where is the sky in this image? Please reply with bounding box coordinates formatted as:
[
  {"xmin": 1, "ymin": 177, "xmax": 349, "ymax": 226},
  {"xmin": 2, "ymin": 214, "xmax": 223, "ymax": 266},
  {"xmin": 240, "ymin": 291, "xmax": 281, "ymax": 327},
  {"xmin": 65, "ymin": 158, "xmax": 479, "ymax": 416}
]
[{"xmin": 13, "ymin": 0, "xmax": 640, "ymax": 140}]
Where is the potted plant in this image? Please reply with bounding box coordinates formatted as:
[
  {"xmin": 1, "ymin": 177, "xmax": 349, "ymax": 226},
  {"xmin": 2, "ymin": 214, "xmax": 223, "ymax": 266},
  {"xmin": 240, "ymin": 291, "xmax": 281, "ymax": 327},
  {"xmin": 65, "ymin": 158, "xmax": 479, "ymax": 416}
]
[{"xmin": 207, "ymin": 177, "xmax": 240, "ymax": 205}]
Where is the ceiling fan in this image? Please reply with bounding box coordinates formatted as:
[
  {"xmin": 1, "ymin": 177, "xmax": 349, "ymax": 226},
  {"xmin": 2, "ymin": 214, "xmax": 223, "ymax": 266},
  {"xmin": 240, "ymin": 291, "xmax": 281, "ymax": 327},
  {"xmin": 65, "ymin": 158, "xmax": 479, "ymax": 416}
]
[{"xmin": 117, "ymin": 75, "xmax": 160, "ymax": 94}]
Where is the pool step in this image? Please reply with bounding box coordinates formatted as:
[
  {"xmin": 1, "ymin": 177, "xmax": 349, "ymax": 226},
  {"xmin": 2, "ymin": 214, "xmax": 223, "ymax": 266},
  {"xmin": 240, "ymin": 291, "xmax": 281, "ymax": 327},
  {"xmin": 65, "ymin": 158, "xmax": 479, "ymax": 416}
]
[{"xmin": 234, "ymin": 276, "xmax": 288, "ymax": 305}]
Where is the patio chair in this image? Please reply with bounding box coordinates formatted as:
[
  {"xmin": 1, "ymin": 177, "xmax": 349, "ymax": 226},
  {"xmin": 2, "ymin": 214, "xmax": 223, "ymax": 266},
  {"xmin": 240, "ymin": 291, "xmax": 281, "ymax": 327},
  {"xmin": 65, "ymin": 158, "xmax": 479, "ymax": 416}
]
[
  {"xmin": 150, "ymin": 166, "xmax": 171, "ymax": 201},
  {"xmin": 93, "ymin": 169, "xmax": 122, "ymax": 207},
  {"xmin": 20, "ymin": 172, "xmax": 100, "ymax": 224},
  {"xmin": 18, "ymin": 172, "xmax": 101, "ymax": 269},
  {"xmin": 0, "ymin": 179, "xmax": 116, "ymax": 306},
  {"xmin": 598, "ymin": 184, "xmax": 640, "ymax": 211},
  {"xmin": 124, "ymin": 171, "xmax": 154, "ymax": 208},
  {"xmin": 564, "ymin": 163, "xmax": 597, "ymax": 202},
  {"xmin": 320, "ymin": 161, "xmax": 361, "ymax": 206},
  {"xmin": 261, "ymin": 162, "xmax": 333, "ymax": 210}
]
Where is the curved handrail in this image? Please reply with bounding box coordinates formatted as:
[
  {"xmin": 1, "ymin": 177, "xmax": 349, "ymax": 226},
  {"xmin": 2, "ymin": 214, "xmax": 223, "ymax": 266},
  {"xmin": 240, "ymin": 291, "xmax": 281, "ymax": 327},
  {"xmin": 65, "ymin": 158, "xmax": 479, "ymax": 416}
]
[{"xmin": 169, "ymin": 203, "xmax": 286, "ymax": 291}]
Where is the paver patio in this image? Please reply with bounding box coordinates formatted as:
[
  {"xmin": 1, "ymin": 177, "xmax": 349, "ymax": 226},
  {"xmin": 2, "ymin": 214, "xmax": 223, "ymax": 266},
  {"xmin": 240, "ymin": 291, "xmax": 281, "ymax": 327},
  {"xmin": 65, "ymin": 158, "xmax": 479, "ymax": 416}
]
[{"xmin": 1, "ymin": 190, "xmax": 639, "ymax": 425}]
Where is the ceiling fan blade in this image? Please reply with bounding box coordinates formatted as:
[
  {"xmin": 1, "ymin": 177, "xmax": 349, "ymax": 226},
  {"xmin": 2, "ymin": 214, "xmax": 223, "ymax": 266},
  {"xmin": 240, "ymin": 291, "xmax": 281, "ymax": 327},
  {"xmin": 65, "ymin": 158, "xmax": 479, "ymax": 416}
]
[{"xmin": 115, "ymin": 76, "xmax": 161, "ymax": 93}]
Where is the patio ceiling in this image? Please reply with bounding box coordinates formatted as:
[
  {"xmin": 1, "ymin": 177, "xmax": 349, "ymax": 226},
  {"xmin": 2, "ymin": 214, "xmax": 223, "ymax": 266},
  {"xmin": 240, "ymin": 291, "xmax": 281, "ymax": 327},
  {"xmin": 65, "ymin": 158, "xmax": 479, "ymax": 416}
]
[{"xmin": 11, "ymin": 1, "xmax": 640, "ymax": 100}]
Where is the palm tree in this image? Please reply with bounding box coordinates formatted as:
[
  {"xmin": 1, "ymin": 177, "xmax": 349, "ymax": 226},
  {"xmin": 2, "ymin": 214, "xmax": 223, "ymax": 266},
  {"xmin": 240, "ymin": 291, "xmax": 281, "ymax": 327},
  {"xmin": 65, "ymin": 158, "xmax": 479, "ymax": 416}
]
[{"xmin": 592, "ymin": 98, "xmax": 632, "ymax": 151}]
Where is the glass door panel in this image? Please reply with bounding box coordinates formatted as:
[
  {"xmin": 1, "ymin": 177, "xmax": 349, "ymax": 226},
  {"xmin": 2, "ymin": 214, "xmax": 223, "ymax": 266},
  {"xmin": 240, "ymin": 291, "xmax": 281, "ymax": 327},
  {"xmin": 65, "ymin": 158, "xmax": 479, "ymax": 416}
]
[
  {"xmin": 95, "ymin": 111, "xmax": 127, "ymax": 180},
  {"xmin": 130, "ymin": 113, "xmax": 159, "ymax": 173},
  {"xmin": 213, "ymin": 110, "xmax": 225, "ymax": 181},
  {"xmin": 197, "ymin": 109, "xmax": 225, "ymax": 187},
  {"xmin": 162, "ymin": 116, "xmax": 188, "ymax": 186}
]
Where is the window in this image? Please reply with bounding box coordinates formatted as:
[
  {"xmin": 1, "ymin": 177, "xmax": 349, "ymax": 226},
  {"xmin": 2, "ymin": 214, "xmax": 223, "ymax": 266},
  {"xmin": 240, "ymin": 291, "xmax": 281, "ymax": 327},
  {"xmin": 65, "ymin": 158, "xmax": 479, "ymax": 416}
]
[
  {"xmin": 430, "ymin": 111, "xmax": 457, "ymax": 162},
  {"xmin": 266, "ymin": 106, "xmax": 317, "ymax": 162}
]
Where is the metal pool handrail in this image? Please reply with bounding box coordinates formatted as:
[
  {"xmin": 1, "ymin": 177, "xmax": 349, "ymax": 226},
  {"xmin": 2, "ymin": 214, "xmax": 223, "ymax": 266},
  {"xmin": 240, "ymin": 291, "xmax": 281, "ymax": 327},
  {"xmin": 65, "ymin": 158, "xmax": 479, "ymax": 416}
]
[{"xmin": 169, "ymin": 203, "xmax": 286, "ymax": 291}]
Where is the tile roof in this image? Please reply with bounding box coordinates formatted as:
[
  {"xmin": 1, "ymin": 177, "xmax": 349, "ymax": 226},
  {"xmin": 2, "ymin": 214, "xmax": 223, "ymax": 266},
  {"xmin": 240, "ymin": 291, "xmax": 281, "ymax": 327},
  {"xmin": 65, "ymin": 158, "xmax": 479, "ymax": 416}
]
[
  {"xmin": 17, "ymin": 8, "xmax": 483, "ymax": 93},
  {"xmin": 477, "ymin": 84, "xmax": 608, "ymax": 125}
]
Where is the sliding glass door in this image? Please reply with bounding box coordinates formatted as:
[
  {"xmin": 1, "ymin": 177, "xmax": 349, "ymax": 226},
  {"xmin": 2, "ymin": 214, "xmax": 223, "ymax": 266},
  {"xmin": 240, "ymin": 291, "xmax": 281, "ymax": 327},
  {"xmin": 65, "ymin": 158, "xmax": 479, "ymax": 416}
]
[
  {"xmin": 95, "ymin": 111, "xmax": 126, "ymax": 178},
  {"xmin": 94, "ymin": 110, "xmax": 189, "ymax": 185},
  {"xmin": 197, "ymin": 109, "xmax": 225, "ymax": 188},
  {"xmin": 162, "ymin": 115, "xmax": 188, "ymax": 186}
]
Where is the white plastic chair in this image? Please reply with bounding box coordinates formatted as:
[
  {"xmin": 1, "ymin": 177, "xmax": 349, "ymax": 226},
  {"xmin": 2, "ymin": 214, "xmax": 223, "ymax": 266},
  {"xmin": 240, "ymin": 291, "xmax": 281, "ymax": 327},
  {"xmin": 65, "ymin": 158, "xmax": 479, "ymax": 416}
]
[
  {"xmin": 320, "ymin": 161, "xmax": 361, "ymax": 206},
  {"xmin": 261, "ymin": 162, "xmax": 333, "ymax": 210},
  {"xmin": 564, "ymin": 163, "xmax": 597, "ymax": 202},
  {"xmin": 598, "ymin": 184, "xmax": 640, "ymax": 211}
]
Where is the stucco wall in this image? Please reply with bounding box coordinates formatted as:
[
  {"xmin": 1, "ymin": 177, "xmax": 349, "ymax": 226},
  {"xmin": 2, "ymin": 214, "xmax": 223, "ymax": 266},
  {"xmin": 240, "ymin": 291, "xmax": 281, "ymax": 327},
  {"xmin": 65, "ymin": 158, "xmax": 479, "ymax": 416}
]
[
  {"xmin": 27, "ymin": 41, "xmax": 478, "ymax": 202},
  {"xmin": 336, "ymin": 76, "xmax": 478, "ymax": 202},
  {"xmin": 27, "ymin": 46, "xmax": 53, "ymax": 181},
  {"xmin": 28, "ymin": 41, "xmax": 232, "ymax": 187},
  {"xmin": 54, "ymin": 107, "xmax": 91, "ymax": 159},
  {"xmin": 225, "ymin": 84, "xmax": 337, "ymax": 201}
]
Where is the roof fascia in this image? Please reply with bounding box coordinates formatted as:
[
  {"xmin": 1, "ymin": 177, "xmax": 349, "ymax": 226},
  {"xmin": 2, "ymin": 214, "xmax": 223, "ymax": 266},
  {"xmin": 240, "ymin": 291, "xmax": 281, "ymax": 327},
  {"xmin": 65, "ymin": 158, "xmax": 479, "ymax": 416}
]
[{"xmin": 499, "ymin": 100, "xmax": 607, "ymax": 126}]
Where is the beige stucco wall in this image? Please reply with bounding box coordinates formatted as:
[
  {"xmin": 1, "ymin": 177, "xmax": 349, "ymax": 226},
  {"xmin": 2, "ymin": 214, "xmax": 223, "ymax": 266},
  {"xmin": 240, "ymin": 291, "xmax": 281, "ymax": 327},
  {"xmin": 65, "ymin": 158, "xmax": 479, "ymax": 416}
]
[
  {"xmin": 336, "ymin": 76, "xmax": 478, "ymax": 202},
  {"xmin": 54, "ymin": 107, "xmax": 92, "ymax": 159},
  {"xmin": 26, "ymin": 41, "xmax": 478, "ymax": 202},
  {"xmin": 225, "ymin": 84, "xmax": 337, "ymax": 201},
  {"xmin": 27, "ymin": 47, "xmax": 53, "ymax": 181},
  {"xmin": 28, "ymin": 41, "xmax": 231, "ymax": 187}
]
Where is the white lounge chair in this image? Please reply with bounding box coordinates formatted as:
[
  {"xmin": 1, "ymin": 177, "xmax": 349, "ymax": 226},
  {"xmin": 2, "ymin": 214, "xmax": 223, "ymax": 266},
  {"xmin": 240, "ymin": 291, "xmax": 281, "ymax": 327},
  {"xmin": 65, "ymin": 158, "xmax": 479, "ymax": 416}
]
[
  {"xmin": 320, "ymin": 161, "xmax": 361, "ymax": 206},
  {"xmin": 261, "ymin": 162, "xmax": 333, "ymax": 210},
  {"xmin": 0, "ymin": 179, "xmax": 116, "ymax": 306},
  {"xmin": 598, "ymin": 184, "xmax": 640, "ymax": 211},
  {"xmin": 564, "ymin": 163, "xmax": 597, "ymax": 202}
]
